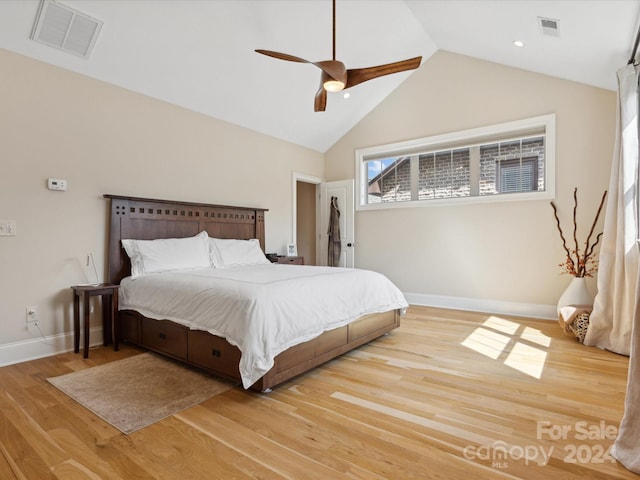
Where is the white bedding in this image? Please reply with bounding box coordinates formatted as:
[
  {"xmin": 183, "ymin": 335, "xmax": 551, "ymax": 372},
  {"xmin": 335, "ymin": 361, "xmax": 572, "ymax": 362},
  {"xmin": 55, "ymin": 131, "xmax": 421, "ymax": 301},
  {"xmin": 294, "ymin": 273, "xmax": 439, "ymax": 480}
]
[{"xmin": 119, "ymin": 264, "xmax": 408, "ymax": 388}]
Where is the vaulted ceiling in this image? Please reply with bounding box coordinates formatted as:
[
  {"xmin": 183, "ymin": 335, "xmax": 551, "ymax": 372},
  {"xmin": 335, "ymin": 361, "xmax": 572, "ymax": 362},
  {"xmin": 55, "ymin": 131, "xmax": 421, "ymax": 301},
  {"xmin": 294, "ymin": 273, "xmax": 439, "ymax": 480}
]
[{"xmin": 1, "ymin": 1, "xmax": 638, "ymax": 152}]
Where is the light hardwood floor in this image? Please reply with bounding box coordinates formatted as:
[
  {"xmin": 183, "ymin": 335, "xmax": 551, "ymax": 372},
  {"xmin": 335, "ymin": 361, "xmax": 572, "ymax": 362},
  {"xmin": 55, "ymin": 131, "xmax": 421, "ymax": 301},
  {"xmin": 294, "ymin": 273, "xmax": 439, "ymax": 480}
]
[{"xmin": 0, "ymin": 306, "xmax": 636, "ymax": 479}]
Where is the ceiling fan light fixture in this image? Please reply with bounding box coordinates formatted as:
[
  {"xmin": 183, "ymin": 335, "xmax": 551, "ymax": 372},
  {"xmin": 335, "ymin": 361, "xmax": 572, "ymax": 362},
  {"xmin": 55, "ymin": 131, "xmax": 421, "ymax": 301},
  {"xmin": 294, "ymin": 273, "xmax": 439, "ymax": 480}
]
[{"xmin": 323, "ymin": 79, "xmax": 345, "ymax": 92}]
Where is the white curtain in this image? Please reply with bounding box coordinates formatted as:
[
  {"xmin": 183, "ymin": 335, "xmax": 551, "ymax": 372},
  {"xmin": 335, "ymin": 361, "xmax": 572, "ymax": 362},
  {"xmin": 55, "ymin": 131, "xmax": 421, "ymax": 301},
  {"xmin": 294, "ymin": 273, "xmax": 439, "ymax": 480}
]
[
  {"xmin": 614, "ymin": 292, "xmax": 640, "ymax": 472},
  {"xmin": 584, "ymin": 64, "xmax": 639, "ymax": 356},
  {"xmin": 586, "ymin": 63, "xmax": 640, "ymax": 473}
]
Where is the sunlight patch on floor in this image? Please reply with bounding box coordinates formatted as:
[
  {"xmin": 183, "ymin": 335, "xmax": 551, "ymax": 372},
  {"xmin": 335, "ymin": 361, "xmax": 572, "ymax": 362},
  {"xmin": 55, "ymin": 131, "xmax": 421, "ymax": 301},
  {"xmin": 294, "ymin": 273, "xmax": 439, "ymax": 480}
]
[
  {"xmin": 504, "ymin": 342, "xmax": 547, "ymax": 378},
  {"xmin": 482, "ymin": 316, "xmax": 520, "ymax": 335},
  {"xmin": 461, "ymin": 316, "xmax": 550, "ymax": 379},
  {"xmin": 520, "ymin": 326, "xmax": 552, "ymax": 347},
  {"xmin": 461, "ymin": 327, "xmax": 510, "ymax": 360}
]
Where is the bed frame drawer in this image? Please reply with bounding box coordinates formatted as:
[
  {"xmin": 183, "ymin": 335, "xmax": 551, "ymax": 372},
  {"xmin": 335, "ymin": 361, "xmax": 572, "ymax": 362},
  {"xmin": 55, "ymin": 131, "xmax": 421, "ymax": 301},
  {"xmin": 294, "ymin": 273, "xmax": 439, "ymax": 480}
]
[
  {"xmin": 274, "ymin": 326, "xmax": 347, "ymax": 374},
  {"xmin": 188, "ymin": 330, "xmax": 241, "ymax": 379},
  {"xmin": 314, "ymin": 326, "xmax": 348, "ymax": 356},
  {"xmin": 348, "ymin": 311, "xmax": 397, "ymax": 341},
  {"xmin": 141, "ymin": 317, "xmax": 188, "ymax": 360},
  {"xmin": 273, "ymin": 340, "xmax": 316, "ymax": 373}
]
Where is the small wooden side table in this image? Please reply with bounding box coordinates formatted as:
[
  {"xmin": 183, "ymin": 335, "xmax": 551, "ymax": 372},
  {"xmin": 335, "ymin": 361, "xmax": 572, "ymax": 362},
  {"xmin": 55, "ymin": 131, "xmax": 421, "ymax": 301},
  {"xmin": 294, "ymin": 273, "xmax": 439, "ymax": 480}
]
[{"xmin": 71, "ymin": 284, "xmax": 119, "ymax": 358}]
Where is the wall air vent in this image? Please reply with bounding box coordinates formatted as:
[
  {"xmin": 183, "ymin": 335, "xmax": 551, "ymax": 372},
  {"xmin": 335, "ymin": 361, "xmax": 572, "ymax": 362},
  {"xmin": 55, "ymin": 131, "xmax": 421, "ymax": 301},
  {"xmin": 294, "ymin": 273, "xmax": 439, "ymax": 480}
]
[
  {"xmin": 31, "ymin": 0, "xmax": 103, "ymax": 58},
  {"xmin": 538, "ymin": 17, "xmax": 560, "ymax": 38}
]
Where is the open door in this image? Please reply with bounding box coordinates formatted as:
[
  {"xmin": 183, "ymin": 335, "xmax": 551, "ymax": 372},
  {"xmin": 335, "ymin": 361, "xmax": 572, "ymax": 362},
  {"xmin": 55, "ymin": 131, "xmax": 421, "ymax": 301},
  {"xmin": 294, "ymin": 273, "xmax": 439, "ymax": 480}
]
[{"xmin": 319, "ymin": 179, "xmax": 355, "ymax": 267}]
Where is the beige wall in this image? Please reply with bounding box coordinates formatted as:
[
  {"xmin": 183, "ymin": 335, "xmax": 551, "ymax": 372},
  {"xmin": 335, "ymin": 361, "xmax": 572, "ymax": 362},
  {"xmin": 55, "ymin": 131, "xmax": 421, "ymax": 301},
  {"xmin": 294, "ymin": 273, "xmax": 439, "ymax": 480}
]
[
  {"xmin": 325, "ymin": 51, "xmax": 616, "ymax": 311},
  {"xmin": 0, "ymin": 49, "xmax": 323, "ymax": 354},
  {"xmin": 0, "ymin": 47, "xmax": 618, "ymax": 361}
]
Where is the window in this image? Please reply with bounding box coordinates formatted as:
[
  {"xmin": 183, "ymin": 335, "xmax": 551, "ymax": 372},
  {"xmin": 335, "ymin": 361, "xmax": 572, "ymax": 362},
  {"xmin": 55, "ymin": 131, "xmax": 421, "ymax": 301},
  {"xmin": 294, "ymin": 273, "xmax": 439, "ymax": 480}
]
[
  {"xmin": 356, "ymin": 114, "xmax": 555, "ymax": 210},
  {"xmin": 497, "ymin": 156, "xmax": 538, "ymax": 193}
]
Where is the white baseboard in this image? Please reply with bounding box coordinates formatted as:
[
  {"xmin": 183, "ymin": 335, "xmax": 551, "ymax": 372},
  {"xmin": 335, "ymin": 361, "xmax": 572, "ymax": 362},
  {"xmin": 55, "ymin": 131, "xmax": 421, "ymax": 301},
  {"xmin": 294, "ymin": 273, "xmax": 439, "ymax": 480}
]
[
  {"xmin": 0, "ymin": 326, "xmax": 105, "ymax": 367},
  {"xmin": 403, "ymin": 292, "xmax": 557, "ymax": 320},
  {"xmin": 0, "ymin": 296, "xmax": 555, "ymax": 368}
]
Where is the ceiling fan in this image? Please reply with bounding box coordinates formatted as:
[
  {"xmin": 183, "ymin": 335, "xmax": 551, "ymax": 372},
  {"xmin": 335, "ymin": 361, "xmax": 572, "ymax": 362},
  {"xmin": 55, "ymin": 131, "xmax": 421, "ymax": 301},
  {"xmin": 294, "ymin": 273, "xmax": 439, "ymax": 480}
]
[{"xmin": 255, "ymin": 0, "xmax": 422, "ymax": 112}]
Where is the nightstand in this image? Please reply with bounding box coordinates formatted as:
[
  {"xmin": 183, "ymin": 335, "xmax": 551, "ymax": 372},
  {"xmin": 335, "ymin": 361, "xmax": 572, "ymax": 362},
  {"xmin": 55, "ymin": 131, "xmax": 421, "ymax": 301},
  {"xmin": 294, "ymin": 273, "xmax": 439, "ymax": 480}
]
[
  {"xmin": 277, "ymin": 256, "xmax": 304, "ymax": 265},
  {"xmin": 71, "ymin": 284, "xmax": 119, "ymax": 358}
]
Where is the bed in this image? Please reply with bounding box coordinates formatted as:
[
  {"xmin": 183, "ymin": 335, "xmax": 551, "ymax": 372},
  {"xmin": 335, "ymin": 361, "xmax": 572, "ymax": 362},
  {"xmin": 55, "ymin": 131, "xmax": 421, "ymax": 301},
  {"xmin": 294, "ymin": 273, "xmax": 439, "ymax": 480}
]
[{"xmin": 105, "ymin": 194, "xmax": 406, "ymax": 391}]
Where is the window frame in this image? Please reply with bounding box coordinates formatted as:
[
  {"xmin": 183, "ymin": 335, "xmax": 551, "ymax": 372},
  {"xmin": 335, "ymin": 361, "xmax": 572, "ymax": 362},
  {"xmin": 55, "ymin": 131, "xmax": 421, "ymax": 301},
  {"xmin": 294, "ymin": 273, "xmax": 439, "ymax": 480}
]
[{"xmin": 355, "ymin": 114, "xmax": 556, "ymax": 211}]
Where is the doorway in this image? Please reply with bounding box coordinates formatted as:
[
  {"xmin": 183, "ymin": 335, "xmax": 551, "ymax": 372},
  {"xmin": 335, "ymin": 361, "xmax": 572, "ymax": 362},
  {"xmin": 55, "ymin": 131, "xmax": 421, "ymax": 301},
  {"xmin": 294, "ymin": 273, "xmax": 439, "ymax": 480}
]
[
  {"xmin": 292, "ymin": 172, "xmax": 323, "ymax": 265},
  {"xmin": 296, "ymin": 181, "xmax": 317, "ymax": 265},
  {"xmin": 292, "ymin": 173, "xmax": 355, "ymax": 267}
]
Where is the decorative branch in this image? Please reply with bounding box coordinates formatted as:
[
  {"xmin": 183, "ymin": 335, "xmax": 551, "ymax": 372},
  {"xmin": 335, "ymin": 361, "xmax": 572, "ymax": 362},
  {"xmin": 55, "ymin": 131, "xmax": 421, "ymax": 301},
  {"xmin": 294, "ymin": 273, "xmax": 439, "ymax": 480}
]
[
  {"xmin": 581, "ymin": 190, "xmax": 608, "ymax": 268},
  {"xmin": 550, "ymin": 187, "xmax": 607, "ymax": 277},
  {"xmin": 572, "ymin": 188, "xmax": 582, "ymax": 276},
  {"xmin": 584, "ymin": 232, "xmax": 604, "ymax": 262},
  {"xmin": 550, "ymin": 200, "xmax": 575, "ymax": 274}
]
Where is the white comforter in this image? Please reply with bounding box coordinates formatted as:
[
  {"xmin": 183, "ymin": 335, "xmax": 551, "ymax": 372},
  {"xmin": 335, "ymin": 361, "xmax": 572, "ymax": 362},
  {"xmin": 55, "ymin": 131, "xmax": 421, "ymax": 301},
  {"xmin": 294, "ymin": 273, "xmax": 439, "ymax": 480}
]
[{"xmin": 119, "ymin": 264, "xmax": 408, "ymax": 388}]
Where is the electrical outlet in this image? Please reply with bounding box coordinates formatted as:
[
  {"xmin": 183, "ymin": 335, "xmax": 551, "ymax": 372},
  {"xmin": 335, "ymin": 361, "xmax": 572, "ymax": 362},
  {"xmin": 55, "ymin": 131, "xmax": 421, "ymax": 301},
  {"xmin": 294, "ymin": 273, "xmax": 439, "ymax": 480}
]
[
  {"xmin": 26, "ymin": 306, "xmax": 38, "ymax": 323},
  {"xmin": 0, "ymin": 220, "xmax": 16, "ymax": 236}
]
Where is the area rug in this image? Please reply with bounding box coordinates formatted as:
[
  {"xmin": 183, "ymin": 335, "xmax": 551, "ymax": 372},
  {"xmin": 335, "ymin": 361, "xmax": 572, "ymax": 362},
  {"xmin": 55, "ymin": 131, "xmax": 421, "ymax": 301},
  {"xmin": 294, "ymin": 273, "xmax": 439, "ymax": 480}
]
[{"xmin": 47, "ymin": 352, "xmax": 237, "ymax": 434}]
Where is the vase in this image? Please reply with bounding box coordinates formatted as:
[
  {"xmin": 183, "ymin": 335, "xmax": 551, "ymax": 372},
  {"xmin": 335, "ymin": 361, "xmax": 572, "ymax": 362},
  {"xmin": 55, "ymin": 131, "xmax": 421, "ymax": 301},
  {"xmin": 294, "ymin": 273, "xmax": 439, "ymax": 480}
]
[{"xmin": 557, "ymin": 276, "xmax": 594, "ymax": 314}]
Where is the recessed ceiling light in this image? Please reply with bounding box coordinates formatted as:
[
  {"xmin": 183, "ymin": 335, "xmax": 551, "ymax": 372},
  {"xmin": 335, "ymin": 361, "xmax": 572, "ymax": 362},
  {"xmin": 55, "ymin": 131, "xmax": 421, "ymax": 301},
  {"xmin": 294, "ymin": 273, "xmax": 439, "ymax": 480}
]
[
  {"xmin": 343, "ymin": 92, "xmax": 350, "ymax": 99},
  {"xmin": 513, "ymin": 40, "xmax": 524, "ymax": 48}
]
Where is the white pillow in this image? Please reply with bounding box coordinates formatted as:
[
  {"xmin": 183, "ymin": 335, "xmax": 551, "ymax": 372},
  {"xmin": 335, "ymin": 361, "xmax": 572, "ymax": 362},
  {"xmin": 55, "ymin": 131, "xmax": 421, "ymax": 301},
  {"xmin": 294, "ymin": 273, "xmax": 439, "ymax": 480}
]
[
  {"xmin": 122, "ymin": 231, "xmax": 211, "ymax": 278},
  {"xmin": 209, "ymin": 238, "xmax": 270, "ymax": 268}
]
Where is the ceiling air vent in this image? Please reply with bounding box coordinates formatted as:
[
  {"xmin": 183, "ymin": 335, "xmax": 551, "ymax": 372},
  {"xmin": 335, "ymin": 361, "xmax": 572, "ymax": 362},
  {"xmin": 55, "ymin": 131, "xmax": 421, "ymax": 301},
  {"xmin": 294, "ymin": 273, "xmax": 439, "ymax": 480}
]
[
  {"xmin": 538, "ymin": 17, "xmax": 560, "ymax": 38},
  {"xmin": 31, "ymin": 0, "xmax": 103, "ymax": 58}
]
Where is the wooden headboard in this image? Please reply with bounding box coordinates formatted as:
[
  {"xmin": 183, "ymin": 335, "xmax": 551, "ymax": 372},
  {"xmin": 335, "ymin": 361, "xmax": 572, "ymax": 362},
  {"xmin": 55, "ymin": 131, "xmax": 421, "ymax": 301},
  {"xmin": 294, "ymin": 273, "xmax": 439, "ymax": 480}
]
[{"xmin": 104, "ymin": 195, "xmax": 268, "ymax": 285}]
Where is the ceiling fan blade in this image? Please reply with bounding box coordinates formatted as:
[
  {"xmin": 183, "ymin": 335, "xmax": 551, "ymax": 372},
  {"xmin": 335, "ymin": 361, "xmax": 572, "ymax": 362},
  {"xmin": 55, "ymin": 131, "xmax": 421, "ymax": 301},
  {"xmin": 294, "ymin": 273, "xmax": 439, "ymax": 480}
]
[
  {"xmin": 255, "ymin": 49, "xmax": 311, "ymax": 64},
  {"xmin": 345, "ymin": 56, "xmax": 422, "ymax": 89},
  {"xmin": 255, "ymin": 50, "xmax": 345, "ymax": 83},
  {"xmin": 314, "ymin": 84, "xmax": 327, "ymax": 112},
  {"xmin": 315, "ymin": 60, "xmax": 347, "ymax": 85}
]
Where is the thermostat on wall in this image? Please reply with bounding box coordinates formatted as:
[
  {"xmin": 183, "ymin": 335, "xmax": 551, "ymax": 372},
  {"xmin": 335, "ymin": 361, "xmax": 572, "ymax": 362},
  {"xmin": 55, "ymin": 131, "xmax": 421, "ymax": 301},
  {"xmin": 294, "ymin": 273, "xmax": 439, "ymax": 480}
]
[{"xmin": 48, "ymin": 178, "xmax": 67, "ymax": 191}]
